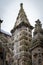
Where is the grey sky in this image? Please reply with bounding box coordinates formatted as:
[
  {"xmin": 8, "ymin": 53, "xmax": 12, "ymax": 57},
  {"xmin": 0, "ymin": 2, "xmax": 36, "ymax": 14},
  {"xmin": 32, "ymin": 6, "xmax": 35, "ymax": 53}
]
[{"xmin": 0, "ymin": 0, "xmax": 43, "ymax": 33}]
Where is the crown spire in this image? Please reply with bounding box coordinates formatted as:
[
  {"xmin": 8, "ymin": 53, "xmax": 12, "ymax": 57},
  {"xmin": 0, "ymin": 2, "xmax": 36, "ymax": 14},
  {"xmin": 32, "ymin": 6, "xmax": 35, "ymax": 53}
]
[
  {"xmin": 15, "ymin": 3, "xmax": 31, "ymax": 27},
  {"xmin": 11, "ymin": 3, "xmax": 33, "ymax": 33}
]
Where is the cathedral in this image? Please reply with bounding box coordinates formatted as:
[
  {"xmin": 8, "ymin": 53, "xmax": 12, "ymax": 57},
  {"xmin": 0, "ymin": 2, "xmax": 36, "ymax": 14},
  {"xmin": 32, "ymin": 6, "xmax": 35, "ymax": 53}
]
[{"xmin": 0, "ymin": 3, "xmax": 43, "ymax": 65}]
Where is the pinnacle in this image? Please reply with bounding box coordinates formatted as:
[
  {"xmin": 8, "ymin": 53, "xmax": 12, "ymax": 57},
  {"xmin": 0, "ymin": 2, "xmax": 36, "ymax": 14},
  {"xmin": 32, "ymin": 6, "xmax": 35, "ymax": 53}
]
[
  {"xmin": 11, "ymin": 3, "xmax": 33, "ymax": 33},
  {"xmin": 35, "ymin": 19, "xmax": 41, "ymax": 24}
]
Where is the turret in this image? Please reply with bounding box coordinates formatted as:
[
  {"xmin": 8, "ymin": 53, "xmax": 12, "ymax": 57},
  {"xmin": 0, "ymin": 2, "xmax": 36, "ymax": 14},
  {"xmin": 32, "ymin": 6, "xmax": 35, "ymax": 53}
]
[
  {"xmin": 11, "ymin": 3, "xmax": 33, "ymax": 65},
  {"xmin": 30, "ymin": 19, "xmax": 43, "ymax": 65}
]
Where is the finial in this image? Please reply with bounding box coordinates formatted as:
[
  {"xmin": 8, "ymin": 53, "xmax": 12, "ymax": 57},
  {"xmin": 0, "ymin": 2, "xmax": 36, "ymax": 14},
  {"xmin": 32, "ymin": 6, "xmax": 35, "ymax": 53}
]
[
  {"xmin": 35, "ymin": 19, "xmax": 41, "ymax": 24},
  {"xmin": 20, "ymin": 3, "xmax": 23, "ymax": 9},
  {"xmin": 0, "ymin": 19, "xmax": 3, "ymax": 31},
  {"xmin": 0, "ymin": 19, "xmax": 3, "ymax": 23},
  {"xmin": 35, "ymin": 19, "xmax": 42, "ymax": 28}
]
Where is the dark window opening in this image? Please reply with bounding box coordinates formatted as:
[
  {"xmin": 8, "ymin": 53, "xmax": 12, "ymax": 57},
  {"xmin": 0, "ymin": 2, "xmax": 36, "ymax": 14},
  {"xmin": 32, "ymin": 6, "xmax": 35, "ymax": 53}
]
[
  {"xmin": 33, "ymin": 53, "xmax": 37, "ymax": 58},
  {"xmin": 0, "ymin": 52, "xmax": 3, "ymax": 59}
]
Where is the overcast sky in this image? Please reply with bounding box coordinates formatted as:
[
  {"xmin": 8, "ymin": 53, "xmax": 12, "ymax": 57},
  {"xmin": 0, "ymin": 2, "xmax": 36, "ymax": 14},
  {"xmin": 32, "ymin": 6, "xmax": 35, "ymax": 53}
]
[{"xmin": 0, "ymin": 0, "xmax": 43, "ymax": 33}]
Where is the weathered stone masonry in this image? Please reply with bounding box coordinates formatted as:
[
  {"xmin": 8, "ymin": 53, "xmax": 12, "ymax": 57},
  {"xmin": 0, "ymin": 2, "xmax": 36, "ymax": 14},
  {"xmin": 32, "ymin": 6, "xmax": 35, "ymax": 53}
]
[{"xmin": 0, "ymin": 3, "xmax": 43, "ymax": 65}]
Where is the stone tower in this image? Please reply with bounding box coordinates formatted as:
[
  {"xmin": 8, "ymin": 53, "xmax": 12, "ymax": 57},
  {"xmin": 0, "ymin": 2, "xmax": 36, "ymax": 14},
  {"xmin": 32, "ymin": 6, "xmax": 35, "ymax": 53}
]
[
  {"xmin": 11, "ymin": 3, "xmax": 33, "ymax": 65},
  {"xmin": 30, "ymin": 19, "xmax": 43, "ymax": 65}
]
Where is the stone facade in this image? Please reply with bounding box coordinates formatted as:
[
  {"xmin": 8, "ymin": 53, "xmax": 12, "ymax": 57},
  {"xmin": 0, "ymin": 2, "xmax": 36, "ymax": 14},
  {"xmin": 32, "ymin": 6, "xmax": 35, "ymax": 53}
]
[{"xmin": 0, "ymin": 3, "xmax": 43, "ymax": 65}]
